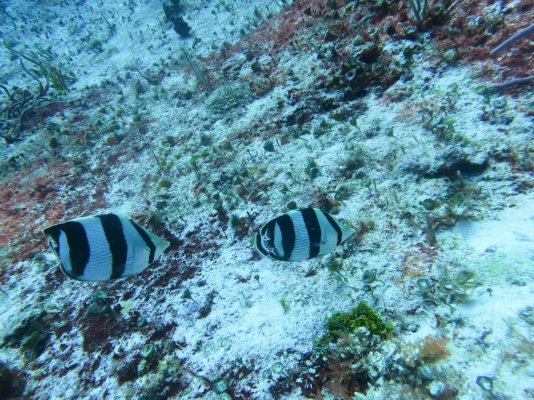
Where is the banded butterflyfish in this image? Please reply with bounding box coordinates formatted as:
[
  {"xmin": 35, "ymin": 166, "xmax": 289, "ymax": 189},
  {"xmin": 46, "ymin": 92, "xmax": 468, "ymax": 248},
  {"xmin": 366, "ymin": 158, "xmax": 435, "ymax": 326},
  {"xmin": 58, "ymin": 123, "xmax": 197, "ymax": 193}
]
[
  {"xmin": 255, "ymin": 208, "xmax": 354, "ymax": 262},
  {"xmin": 43, "ymin": 214, "xmax": 170, "ymax": 281}
]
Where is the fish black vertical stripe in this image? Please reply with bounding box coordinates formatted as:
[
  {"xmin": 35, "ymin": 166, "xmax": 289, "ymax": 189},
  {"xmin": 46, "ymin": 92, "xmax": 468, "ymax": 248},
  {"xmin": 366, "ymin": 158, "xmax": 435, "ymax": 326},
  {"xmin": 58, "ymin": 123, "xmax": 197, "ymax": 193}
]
[
  {"xmin": 262, "ymin": 219, "xmax": 282, "ymax": 259},
  {"xmin": 276, "ymin": 214, "xmax": 295, "ymax": 261},
  {"xmin": 266, "ymin": 220, "xmax": 277, "ymax": 240},
  {"xmin": 129, "ymin": 220, "xmax": 157, "ymax": 263},
  {"xmin": 261, "ymin": 220, "xmax": 274, "ymax": 236},
  {"xmin": 43, "ymin": 226, "xmax": 61, "ymax": 254},
  {"xmin": 98, "ymin": 214, "xmax": 127, "ymax": 279},
  {"xmin": 58, "ymin": 222, "xmax": 90, "ymax": 277},
  {"xmin": 322, "ymin": 210, "xmax": 343, "ymax": 245},
  {"xmin": 300, "ymin": 208, "xmax": 321, "ymax": 259}
]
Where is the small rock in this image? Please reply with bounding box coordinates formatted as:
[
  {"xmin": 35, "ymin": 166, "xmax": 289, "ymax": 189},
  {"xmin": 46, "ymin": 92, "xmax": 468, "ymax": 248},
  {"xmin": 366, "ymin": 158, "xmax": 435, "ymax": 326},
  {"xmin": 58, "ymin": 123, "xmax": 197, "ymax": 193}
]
[
  {"xmin": 263, "ymin": 141, "xmax": 275, "ymax": 152},
  {"xmin": 442, "ymin": 49, "xmax": 457, "ymax": 62},
  {"xmin": 427, "ymin": 380, "xmax": 446, "ymax": 397},
  {"xmin": 418, "ymin": 364, "xmax": 436, "ymax": 381},
  {"xmin": 476, "ymin": 375, "xmax": 494, "ymax": 391}
]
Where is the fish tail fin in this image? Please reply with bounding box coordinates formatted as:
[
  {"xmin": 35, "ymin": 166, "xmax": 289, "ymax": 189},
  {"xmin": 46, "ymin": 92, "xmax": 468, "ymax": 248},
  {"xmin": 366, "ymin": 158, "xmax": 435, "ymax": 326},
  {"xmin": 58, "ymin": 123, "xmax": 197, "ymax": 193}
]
[
  {"xmin": 152, "ymin": 235, "xmax": 170, "ymax": 258},
  {"xmin": 340, "ymin": 221, "xmax": 355, "ymax": 242}
]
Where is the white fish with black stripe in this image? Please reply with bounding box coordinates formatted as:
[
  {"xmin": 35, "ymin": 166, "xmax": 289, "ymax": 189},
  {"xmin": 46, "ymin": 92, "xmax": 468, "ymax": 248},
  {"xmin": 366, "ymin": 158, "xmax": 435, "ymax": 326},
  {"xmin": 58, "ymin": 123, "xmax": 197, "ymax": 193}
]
[
  {"xmin": 43, "ymin": 214, "xmax": 170, "ymax": 281},
  {"xmin": 255, "ymin": 208, "xmax": 354, "ymax": 262}
]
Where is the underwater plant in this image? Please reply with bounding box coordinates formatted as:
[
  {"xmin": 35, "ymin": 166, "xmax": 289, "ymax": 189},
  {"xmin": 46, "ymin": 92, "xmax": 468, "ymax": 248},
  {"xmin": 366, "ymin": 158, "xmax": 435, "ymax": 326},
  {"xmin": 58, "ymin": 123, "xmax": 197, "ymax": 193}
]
[
  {"xmin": 0, "ymin": 45, "xmax": 74, "ymax": 144},
  {"xmin": 490, "ymin": 23, "xmax": 534, "ymax": 56},
  {"xmin": 6, "ymin": 46, "xmax": 74, "ymax": 94},
  {"xmin": 408, "ymin": 0, "xmax": 429, "ymax": 24},
  {"xmin": 320, "ymin": 301, "xmax": 394, "ymax": 345},
  {"xmin": 488, "ymin": 23, "xmax": 534, "ymax": 89},
  {"xmin": 181, "ymin": 48, "xmax": 212, "ymax": 91},
  {"xmin": 417, "ymin": 269, "xmax": 479, "ymax": 307}
]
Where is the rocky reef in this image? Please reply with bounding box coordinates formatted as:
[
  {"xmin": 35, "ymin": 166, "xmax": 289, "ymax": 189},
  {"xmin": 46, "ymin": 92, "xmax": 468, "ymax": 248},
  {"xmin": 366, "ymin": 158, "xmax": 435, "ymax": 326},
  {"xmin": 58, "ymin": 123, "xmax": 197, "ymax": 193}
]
[{"xmin": 0, "ymin": 0, "xmax": 532, "ymax": 399}]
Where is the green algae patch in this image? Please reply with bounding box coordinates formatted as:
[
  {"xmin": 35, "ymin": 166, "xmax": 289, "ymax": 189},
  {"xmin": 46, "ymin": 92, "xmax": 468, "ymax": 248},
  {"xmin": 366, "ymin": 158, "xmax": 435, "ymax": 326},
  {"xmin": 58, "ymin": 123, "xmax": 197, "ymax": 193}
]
[{"xmin": 321, "ymin": 302, "xmax": 394, "ymax": 344}]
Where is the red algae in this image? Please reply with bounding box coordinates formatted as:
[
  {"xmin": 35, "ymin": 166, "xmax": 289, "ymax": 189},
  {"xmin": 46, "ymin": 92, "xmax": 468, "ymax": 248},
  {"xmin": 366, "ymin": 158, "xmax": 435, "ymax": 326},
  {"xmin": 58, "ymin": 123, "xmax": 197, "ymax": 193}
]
[
  {"xmin": 204, "ymin": 0, "xmax": 532, "ymax": 92},
  {"xmin": 0, "ymin": 160, "xmax": 106, "ymax": 265}
]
